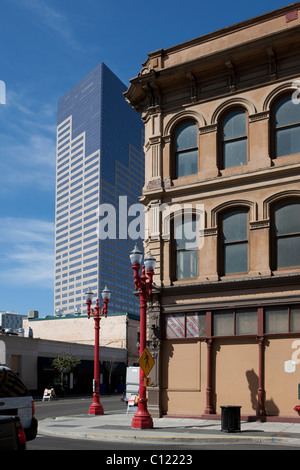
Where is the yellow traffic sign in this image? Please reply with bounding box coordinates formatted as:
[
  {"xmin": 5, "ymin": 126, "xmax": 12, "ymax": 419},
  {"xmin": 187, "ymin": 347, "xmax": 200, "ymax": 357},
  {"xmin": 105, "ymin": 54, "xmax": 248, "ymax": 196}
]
[{"xmin": 138, "ymin": 347, "xmax": 155, "ymax": 376}]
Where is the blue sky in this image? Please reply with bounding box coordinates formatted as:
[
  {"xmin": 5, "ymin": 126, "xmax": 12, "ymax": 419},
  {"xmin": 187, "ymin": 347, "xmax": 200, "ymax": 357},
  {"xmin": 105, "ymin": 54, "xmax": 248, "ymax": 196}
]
[{"xmin": 0, "ymin": 0, "xmax": 294, "ymax": 317}]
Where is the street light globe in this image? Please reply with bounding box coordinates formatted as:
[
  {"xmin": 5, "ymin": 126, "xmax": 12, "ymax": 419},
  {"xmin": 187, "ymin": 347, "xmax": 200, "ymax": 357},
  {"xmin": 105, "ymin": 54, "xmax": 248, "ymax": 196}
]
[
  {"xmin": 101, "ymin": 285, "xmax": 111, "ymax": 300},
  {"xmin": 85, "ymin": 287, "xmax": 94, "ymax": 302},
  {"xmin": 144, "ymin": 251, "xmax": 156, "ymax": 271},
  {"xmin": 130, "ymin": 244, "xmax": 143, "ymax": 266}
]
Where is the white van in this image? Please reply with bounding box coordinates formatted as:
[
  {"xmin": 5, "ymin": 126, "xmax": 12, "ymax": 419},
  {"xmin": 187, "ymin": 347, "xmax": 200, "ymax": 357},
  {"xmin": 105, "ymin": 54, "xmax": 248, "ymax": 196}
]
[{"xmin": 0, "ymin": 366, "xmax": 37, "ymax": 441}]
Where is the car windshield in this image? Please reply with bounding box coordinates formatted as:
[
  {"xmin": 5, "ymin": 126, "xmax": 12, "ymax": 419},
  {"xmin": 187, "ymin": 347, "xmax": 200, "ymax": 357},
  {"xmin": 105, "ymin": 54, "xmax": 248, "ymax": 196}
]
[{"xmin": 0, "ymin": 369, "xmax": 30, "ymax": 398}]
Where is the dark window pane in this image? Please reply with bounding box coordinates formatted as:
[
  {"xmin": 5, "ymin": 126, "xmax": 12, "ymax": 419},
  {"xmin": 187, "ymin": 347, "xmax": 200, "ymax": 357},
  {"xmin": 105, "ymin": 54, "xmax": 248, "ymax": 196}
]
[
  {"xmin": 277, "ymin": 236, "xmax": 300, "ymax": 267},
  {"xmin": 275, "ymin": 203, "xmax": 300, "ymax": 268},
  {"xmin": 276, "ymin": 126, "xmax": 300, "ymax": 157},
  {"xmin": 275, "ymin": 96, "xmax": 300, "ymax": 158},
  {"xmin": 275, "ymin": 203, "xmax": 300, "ymax": 235},
  {"xmin": 223, "ymin": 111, "xmax": 246, "ymax": 140},
  {"xmin": 236, "ymin": 308, "xmax": 257, "ymax": 335},
  {"xmin": 177, "ymin": 149, "xmax": 198, "ymax": 177},
  {"xmin": 175, "ymin": 122, "xmax": 198, "ymax": 177},
  {"xmin": 223, "ymin": 139, "xmax": 247, "ymax": 167},
  {"xmin": 224, "ymin": 242, "xmax": 248, "ymax": 273},
  {"xmin": 275, "ymin": 95, "xmax": 300, "ymax": 127},
  {"xmin": 223, "ymin": 210, "xmax": 248, "ymax": 242},
  {"xmin": 264, "ymin": 306, "xmax": 288, "ymax": 333},
  {"xmin": 176, "ymin": 123, "xmax": 197, "ymax": 151}
]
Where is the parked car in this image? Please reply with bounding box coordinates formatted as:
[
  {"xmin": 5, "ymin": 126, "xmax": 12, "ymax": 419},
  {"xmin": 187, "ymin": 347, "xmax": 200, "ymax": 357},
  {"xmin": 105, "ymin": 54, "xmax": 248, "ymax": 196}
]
[
  {"xmin": 0, "ymin": 366, "xmax": 37, "ymax": 441},
  {"xmin": 0, "ymin": 415, "xmax": 26, "ymax": 450}
]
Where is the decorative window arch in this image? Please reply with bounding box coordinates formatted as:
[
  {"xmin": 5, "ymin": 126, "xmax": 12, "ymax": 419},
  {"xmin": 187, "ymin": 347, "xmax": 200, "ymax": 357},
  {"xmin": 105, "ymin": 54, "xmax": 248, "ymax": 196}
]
[
  {"xmin": 270, "ymin": 92, "xmax": 300, "ymax": 158},
  {"xmin": 218, "ymin": 107, "xmax": 248, "ymax": 169}
]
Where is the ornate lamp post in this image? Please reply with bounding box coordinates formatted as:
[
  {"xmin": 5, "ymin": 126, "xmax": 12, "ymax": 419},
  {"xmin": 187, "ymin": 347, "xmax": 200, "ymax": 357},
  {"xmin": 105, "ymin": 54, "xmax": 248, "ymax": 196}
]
[
  {"xmin": 85, "ymin": 285, "xmax": 111, "ymax": 415},
  {"xmin": 130, "ymin": 244, "xmax": 156, "ymax": 429}
]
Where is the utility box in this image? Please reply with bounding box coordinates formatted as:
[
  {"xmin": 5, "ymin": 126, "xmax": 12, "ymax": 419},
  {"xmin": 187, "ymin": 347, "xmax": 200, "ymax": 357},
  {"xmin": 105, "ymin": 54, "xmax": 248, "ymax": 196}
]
[{"xmin": 124, "ymin": 366, "xmax": 139, "ymax": 402}]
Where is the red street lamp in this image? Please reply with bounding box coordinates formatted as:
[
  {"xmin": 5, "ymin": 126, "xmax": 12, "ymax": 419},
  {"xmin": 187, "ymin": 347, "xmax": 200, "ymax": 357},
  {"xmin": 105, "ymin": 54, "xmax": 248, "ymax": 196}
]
[
  {"xmin": 130, "ymin": 244, "xmax": 156, "ymax": 429},
  {"xmin": 85, "ymin": 285, "xmax": 111, "ymax": 415}
]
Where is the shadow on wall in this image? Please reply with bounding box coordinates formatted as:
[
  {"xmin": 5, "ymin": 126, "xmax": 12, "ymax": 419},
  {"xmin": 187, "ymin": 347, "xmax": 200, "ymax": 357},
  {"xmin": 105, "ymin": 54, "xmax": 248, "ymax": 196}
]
[{"xmin": 246, "ymin": 368, "xmax": 279, "ymax": 416}]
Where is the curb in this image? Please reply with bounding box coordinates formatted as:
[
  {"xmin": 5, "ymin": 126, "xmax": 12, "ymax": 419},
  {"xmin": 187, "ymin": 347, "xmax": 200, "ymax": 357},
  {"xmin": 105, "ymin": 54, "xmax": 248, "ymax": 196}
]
[{"xmin": 37, "ymin": 426, "xmax": 300, "ymax": 446}]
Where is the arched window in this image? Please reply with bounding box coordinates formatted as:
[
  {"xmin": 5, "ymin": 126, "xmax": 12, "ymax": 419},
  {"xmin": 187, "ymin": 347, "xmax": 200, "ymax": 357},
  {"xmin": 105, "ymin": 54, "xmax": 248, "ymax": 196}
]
[
  {"xmin": 220, "ymin": 209, "xmax": 248, "ymax": 275},
  {"xmin": 272, "ymin": 201, "xmax": 300, "ymax": 269},
  {"xmin": 173, "ymin": 213, "xmax": 198, "ymax": 280},
  {"xmin": 174, "ymin": 121, "xmax": 198, "ymax": 178},
  {"xmin": 272, "ymin": 94, "xmax": 300, "ymax": 158},
  {"xmin": 220, "ymin": 109, "xmax": 247, "ymax": 168}
]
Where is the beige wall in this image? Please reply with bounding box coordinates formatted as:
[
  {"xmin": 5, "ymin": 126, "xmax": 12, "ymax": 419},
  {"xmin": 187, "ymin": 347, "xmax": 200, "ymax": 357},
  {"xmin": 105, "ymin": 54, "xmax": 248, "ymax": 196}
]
[
  {"xmin": 161, "ymin": 340, "xmax": 207, "ymax": 416},
  {"xmin": 23, "ymin": 314, "xmax": 139, "ymax": 366},
  {"xmin": 265, "ymin": 338, "xmax": 300, "ymax": 417}
]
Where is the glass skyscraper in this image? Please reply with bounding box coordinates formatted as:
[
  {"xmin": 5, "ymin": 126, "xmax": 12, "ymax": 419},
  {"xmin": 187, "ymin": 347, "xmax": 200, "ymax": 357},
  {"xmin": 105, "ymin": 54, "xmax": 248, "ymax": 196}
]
[{"xmin": 54, "ymin": 63, "xmax": 144, "ymax": 316}]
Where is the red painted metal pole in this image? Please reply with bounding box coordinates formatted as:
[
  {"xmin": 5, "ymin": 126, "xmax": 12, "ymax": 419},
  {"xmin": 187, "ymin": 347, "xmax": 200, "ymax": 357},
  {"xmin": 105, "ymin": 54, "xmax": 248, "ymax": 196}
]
[
  {"xmin": 89, "ymin": 300, "xmax": 104, "ymax": 415},
  {"xmin": 131, "ymin": 265, "xmax": 153, "ymax": 429}
]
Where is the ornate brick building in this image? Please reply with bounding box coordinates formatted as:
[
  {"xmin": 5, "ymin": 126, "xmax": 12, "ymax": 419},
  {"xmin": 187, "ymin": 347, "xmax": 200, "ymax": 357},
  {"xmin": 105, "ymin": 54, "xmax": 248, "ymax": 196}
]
[{"xmin": 125, "ymin": 4, "xmax": 300, "ymax": 421}]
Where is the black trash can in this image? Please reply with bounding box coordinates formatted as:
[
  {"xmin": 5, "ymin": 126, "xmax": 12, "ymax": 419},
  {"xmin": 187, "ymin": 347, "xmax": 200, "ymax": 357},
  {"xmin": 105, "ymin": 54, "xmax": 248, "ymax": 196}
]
[{"xmin": 220, "ymin": 406, "xmax": 241, "ymax": 433}]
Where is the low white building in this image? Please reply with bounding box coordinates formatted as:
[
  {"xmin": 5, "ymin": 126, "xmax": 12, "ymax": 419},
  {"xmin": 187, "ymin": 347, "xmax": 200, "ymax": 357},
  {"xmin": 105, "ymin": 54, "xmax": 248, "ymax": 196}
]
[
  {"xmin": 0, "ymin": 333, "xmax": 128, "ymax": 396},
  {"xmin": 22, "ymin": 311, "xmax": 139, "ymax": 366}
]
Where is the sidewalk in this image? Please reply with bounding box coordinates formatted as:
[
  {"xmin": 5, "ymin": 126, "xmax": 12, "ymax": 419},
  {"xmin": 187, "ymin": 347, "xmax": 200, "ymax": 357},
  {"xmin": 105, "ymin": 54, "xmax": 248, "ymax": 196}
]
[{"xmin": 37, "ymin": 411, "xmax": 300, "ymax": 446}]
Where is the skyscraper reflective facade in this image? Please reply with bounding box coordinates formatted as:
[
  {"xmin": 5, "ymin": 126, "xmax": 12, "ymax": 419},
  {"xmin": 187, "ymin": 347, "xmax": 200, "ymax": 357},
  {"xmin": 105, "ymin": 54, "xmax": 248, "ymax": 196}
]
[{"xmin": 54, "ymin": 63, "xmax": 144, "ymax": 316}]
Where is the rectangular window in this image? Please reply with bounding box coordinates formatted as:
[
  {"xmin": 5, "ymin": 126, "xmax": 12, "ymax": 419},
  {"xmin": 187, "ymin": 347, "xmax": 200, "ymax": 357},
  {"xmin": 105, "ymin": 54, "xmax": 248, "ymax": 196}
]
[
  {"xmin": 235, "ymin": 308, "xmax": 257, "ymax": 335},
  {"xmin": 165, "ymin": 312, "xmax": 205, "ymax": 339},
  {"xmin": 213, "ymin": 308, "xmax": 257, "ymax": 336},
  {"xmin": 222, "ymin": 210, "xmax": 248, "ymax": 274},
  {"xmin": 291, "ymin": 306, "xmax": 300, "ymax": 332},
  {"xmin": 213, "ymin": 310, "xmax": 234, "ymax": 336},
  {"xmin": 165, "ymin": 314, "xmax": 185, "ymax": 339},
  {"xmin": 264, "ymin": 305, "xmax": 300, "ymax": 333},
  {"xmin": 177, "ymin": 149, "xmax": 198, "ymax": 177},
  {"xmin": 186, "ymin": 313, "xmax": 206, "ymax": 337},
  {"xmin": 175, "ymin": 215, "xmax": 198, "ymax": 279},
  {"xmin": 264, "ymin": 306, "xmax": 288, "ymax": 333}
]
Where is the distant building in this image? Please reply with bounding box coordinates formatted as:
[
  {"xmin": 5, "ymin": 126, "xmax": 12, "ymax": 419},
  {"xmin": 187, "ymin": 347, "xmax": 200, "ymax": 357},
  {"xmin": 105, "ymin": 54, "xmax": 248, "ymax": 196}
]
[
  {"xmin": 54, "ymin": 62, "xmax": 144, "ymax": 316},
  {"xmin": 0, "ymin": 311, "xmax": 26, "ymax": 332}
]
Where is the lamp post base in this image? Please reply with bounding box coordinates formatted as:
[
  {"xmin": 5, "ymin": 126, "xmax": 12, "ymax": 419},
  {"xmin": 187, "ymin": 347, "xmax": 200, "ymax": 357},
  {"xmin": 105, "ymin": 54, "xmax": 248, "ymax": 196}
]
[
  {"xmin": 131, "ymin": 411, "xmax": 153, "ymax": 429},
  {"xmin": 89, "ymin": 403, "xmax": 104, "ymax": 415},
  {"xmin": 89, "ymin": 395, "xmax": 104, "ymax": 415}
]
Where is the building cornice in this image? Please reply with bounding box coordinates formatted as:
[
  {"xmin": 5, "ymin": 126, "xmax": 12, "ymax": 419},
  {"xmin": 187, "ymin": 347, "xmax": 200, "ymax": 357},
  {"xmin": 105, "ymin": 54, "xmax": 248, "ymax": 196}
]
[{"xmin": 153, "ymin": 272, "xmax": 300, "ymax": 299}]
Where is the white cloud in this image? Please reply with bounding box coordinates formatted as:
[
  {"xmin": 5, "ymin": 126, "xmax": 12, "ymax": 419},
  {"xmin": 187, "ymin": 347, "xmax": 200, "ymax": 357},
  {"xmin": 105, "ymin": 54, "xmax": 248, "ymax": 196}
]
[
  {"xmin": 0, "ymin": 87, "xmax": 56, "ymax": 193},
  {"xmin": 0, "ymin": 131, "xmax": 56, "ymax": 192},
  {"xmin": 13, "ymin": 0, "xmax": 81, "ymax": 51},
  {"xmin": 0, "ymin": 218, "xmax": 54, "ymax": 288}
]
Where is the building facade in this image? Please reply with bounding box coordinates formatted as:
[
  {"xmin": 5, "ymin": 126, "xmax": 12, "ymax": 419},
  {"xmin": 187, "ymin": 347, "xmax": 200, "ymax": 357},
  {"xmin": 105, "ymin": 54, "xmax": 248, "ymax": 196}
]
[
  {"xmin": 55, "ymin": 63, "xmax": 144, "ymax": 316},
  {"xmin": 125, "ymin": 4, "xmax": 300, "ymax": 420},
  {"xmin": 22, "ymin": 311, "xmax": 139, "ymax": 366},
  {"xmin": 0, "ymin": 333, "xmax": 127, "ymax": 396}
]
